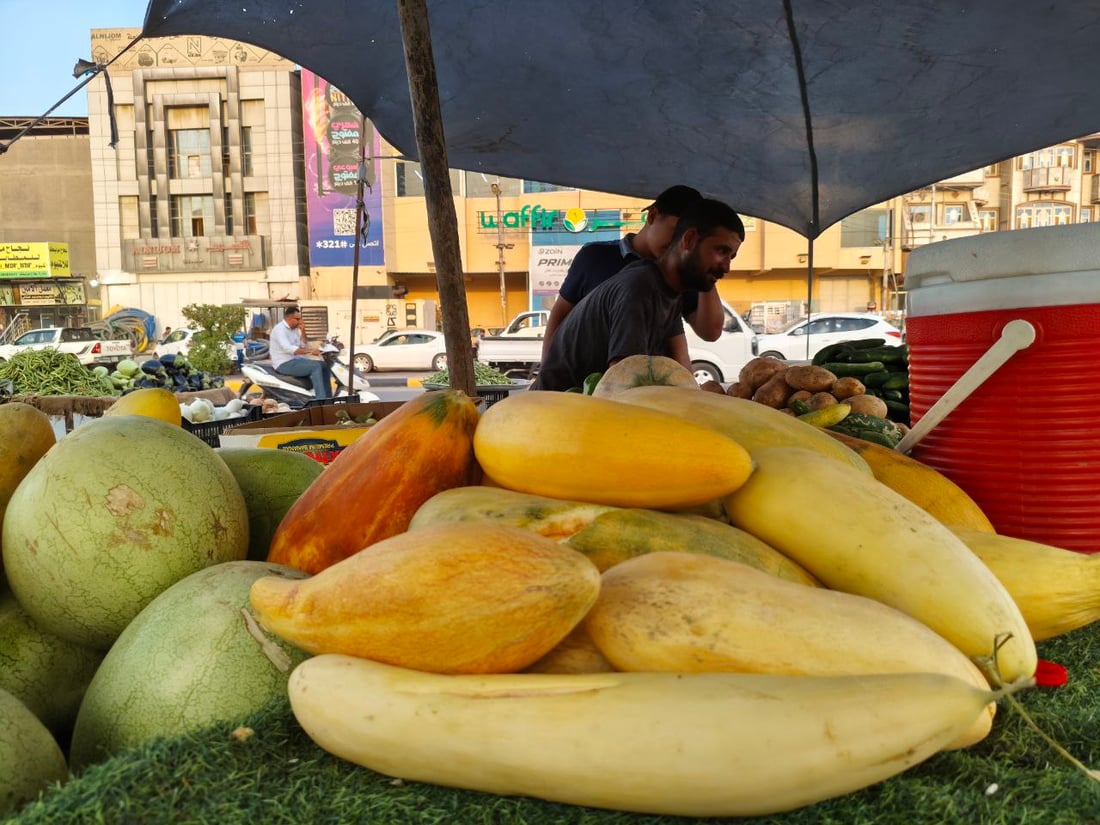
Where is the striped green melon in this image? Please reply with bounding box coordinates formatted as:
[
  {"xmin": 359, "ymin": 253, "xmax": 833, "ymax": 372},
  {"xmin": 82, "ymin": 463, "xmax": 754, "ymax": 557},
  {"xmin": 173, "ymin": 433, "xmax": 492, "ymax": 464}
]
[
  {"xmin": 69, "ymin": 560, "xmax": 309, "ymax": 772},
  {"xmin": 2, "ymin": 415, "xmax": 249, "ymax": 650},
  {"xmin": 215, "ymin": 447, "xmax": 324, "ymax": 561},
  {"xmin": 0, "ymin": 591, "xmax": 103, "ymax": 742},
  {"xmin": 0, "ymin": 687, "xmax": 68, "ymax": 817}
]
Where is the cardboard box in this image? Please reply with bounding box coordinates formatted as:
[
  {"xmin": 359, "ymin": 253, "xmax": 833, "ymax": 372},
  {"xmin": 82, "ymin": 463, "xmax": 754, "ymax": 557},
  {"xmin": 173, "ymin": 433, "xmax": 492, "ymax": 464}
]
[{"xmin": 219, "ymin": 401, "xmax": 406, "ymax": 463}]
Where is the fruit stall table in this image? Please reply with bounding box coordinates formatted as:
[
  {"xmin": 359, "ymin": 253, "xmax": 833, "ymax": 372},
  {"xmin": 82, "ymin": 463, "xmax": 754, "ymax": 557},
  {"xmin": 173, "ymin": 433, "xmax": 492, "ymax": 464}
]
[
  {"xmin": 12, "ymin": 388, "xmax": 238, "ymax": 438},
  {"xmin": 8, "ymin": 619, "xmax": 1100, "ymax": 824}
]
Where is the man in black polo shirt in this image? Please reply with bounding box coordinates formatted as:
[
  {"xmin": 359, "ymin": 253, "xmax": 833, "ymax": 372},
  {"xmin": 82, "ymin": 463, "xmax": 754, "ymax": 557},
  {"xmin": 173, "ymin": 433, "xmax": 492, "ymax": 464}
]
[
  {"xmin": 533, "ymin": 199, "xmax": 744, "ymax": 392},
  {"xmin": 539, "ymin": 185, "xmax": 725, "ymax": 367}
]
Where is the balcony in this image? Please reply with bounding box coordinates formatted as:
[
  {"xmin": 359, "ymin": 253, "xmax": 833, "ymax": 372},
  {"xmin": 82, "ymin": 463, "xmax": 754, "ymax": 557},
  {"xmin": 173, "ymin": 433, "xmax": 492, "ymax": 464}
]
[
  {"xmin": 938, "ymin": 168, "xmax": 985, "ymax": 188},
  {"xmin": 1023, "ymin": 166, "xmax": 1073, "ymax": 192},
  {"xmin": 1091, "ymin": 176, "xmax": 1100, "ymax": 203}
]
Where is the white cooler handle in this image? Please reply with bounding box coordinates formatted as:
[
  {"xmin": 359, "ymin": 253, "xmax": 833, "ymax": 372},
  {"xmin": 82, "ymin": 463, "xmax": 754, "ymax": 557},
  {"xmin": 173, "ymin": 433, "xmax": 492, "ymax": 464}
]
[{"xmin": 895, "ymin": 319, "xmax": 1036, "ymax": 454}]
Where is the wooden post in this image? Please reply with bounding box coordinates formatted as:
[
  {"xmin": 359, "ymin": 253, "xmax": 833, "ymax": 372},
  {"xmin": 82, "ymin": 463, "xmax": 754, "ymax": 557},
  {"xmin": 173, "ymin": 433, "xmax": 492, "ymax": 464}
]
[{"xmin": 396, "ymin": 0, "xmax": 477, "ymax": 398}]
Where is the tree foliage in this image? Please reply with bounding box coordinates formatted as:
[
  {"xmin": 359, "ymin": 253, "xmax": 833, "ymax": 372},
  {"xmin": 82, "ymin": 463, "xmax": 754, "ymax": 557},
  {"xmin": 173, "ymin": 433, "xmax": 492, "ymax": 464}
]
[{"xmin": 182, "ymin": 304, "xmax": 248, "ymax": 375}]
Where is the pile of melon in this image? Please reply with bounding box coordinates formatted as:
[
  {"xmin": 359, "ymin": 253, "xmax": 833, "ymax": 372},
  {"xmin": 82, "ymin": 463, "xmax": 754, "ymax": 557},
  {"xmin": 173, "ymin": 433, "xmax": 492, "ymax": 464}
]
[{"xmin": 0, "ymin": 399, "xmax": 321, "ymax": 816}]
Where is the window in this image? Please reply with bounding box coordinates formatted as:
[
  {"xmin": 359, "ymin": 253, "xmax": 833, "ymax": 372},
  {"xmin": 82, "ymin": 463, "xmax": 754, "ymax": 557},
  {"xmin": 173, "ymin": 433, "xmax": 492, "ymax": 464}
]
[
  {"xmin": 523, "ymin": 181, "xmax": 575, "ymax": 194},
  {"xmin": 221, "ymin": 126, "xmax": 231, "ymax": 176},
  {"xmin": 463, "ymin": 172, "xmax": 522, "ymax": 198},
  {"xmin": 146, "ymin": 133, "xmax": 156, "ymax": 179},
  {"xmin": 835, "ymin": 318, "xmax": 877, "ymax": 333},
  {"xmin": 167, "ymin": 128, "xmax": 212, "ymax": 179},
  {"xmin": 943, "ymin": 204, "xmax": 964, "ymax": 225},
  {"xmin": 1015, "ymin": 203, "xmax": 1073, "ymax": 229},
  {"xmin": 1085, "ymin": 151, "xmax": 1094, "ymax": 174},
  {"xmin": 241, "ymin": 126, "xmax": 254, "ymax": 176},
  {"xmin": 983, "ymin": 163, "xmax": 999, "ymax": 176},
  {"xmin": 1081, "ymin": 208, "xmax": 1092, "ymax": 223},
  {"xmin": 170, "ymin": 195, "xmax": 215, "ymax": 237},
  {"xmin": 978, "ymin": 209, "xmax": 998, "ymax": 232},
  {"xmin": 243, "ymin": 193, "xmax": 258, "ymax": 234},
  {"xmin": 840, "ymin": 208, "xmax": 887, "ymax": 247},
  {"xmin": 395, "ymin": 162, "xmax": 461, "ymax": 196},
  {"xmin": 149, "ymin": 194, "xmax": 159, "ymax": 236},
  {"xmin": 224, "ymin": 193, "xmax": 234, "ymax": 235},
  {"xmin": 1020, "ymin": 146, "xmax": 1076, "ymax": 170}
]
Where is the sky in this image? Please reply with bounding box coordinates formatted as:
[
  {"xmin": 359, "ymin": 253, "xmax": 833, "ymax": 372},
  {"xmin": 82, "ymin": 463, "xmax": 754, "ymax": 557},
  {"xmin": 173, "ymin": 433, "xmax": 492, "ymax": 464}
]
[{"xmin": 0, "ymin": 0, "xmax": 147, "ymax": 117}]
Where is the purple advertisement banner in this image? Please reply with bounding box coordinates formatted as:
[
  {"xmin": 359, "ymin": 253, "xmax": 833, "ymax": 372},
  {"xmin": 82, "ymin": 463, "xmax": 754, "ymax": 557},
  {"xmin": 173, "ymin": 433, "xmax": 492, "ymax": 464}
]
[{"xmin": 301, "ymin": 69, "xmax": 385, "ymax": 267}]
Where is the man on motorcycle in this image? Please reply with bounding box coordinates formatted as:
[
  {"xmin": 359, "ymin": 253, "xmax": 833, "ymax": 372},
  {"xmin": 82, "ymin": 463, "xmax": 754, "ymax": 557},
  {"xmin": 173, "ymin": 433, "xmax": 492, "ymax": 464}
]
[{"xmin": 268, "ymin": 306, "xmax": 333, "ymax": 398}]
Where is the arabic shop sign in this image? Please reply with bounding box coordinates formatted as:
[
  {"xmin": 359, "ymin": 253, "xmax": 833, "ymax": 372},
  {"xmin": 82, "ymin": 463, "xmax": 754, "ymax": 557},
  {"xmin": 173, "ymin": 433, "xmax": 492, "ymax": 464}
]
[
  {"xmin": 0, "ymin": 242, "xmax": 71, "ymax": 279},
  {"xmin": 478, "ymin": 205, "xmax": 643, "ymax": 234}
]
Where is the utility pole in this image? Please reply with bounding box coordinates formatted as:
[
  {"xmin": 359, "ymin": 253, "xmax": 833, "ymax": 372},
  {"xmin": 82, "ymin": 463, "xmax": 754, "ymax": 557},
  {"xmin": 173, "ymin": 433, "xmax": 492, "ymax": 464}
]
[{"xmin": 490, "ymin": 182, "xmax": 513, "ymax": 327}]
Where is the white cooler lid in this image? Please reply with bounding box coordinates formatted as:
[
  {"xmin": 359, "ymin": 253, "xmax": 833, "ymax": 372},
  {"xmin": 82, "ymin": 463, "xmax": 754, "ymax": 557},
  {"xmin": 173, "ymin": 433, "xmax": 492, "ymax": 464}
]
[{"xmin": 905, "ymin": 223, "xmax": 1100, "ymax": 317}]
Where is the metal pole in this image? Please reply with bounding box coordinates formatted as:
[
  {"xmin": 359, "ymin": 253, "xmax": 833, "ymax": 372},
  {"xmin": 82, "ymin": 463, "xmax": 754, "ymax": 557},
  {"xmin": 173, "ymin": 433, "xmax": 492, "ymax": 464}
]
[
  {"xmin": 492, "ymin": 183, "xmax": 508, "ymax": 327},
  {"xmin": 347, "ymin": 112, "xmax": 366, "ymax": 398},
  {"xmin": 396, "ymin": 0, "xmax": 477, "ymax": 397}
]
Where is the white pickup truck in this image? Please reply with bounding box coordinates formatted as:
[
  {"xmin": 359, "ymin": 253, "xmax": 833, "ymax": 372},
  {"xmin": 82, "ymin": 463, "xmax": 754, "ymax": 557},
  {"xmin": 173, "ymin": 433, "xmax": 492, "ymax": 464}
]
[
  {"xmin": 476, "ymin": 311, "xmax": 550, "ymax": 375},
  {"xmin": 477, "ymin": 302, "xmax": 757, "ymax": 384},
  {"xmin": 0, "ymin": 327, "xmax": 133, "ymax": 368}
]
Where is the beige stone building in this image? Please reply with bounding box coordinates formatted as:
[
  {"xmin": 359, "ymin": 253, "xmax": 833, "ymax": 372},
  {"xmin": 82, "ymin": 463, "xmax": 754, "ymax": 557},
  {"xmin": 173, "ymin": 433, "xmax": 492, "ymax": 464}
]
[
  {"xmin": 0, "ymin": 117, "xmax": 96, "ymax": 333},
  {"xmin": 86, "ymin": 28, "xmax": 308, "ymax": 336}
]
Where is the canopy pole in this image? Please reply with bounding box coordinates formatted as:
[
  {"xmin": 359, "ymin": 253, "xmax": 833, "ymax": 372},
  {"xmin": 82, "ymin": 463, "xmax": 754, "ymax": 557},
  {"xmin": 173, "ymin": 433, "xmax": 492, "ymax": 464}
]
[
  {"xmin": 396, "ymin": 0, "xmax": 477, "ymax": 397},
  {"xmin": 804, "ymin": 239, "xmax": 815, "ymax": 361}
]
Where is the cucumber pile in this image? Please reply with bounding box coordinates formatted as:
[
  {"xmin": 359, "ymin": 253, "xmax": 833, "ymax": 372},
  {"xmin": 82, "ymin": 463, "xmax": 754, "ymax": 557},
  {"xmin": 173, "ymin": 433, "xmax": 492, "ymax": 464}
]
[
  {"xmin": 811, "ymin": 339, "xmax": 909, "ymax": 448},
  {"xmin": 813, "ymin": 339, "xmax": 909, "ymax": 426}
]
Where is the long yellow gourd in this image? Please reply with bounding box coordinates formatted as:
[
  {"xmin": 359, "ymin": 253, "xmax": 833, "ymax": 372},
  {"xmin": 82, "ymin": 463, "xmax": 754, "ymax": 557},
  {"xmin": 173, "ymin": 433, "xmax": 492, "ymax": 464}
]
[
  {"xmin": 611, "ymin": 385, "xmax": 872, "ymax": 473},
  {"xmin": 289, "ymin": 654, "xmax": 1000, "ymax": 818},
  {"xmin": 951, "ymin": 526, "xmax": 1100, "ymax": 642},
  {"xmin": 410, "ymin": 486, "xmax": 818, "ymax": 585},
  {"xmin": 723, "ymin": 446, "xmax": 1037, "ymax": 683},
  {"xmin": 826, "ymin": 430, "xmax": 995, "ymax": 532},
  {"xmin": 586, "ymin": 551, "xmax": 993, "ymax": 748},
  {"xmin": 474, "ymin": 392, "xmax": 754, "ymax": 509}
]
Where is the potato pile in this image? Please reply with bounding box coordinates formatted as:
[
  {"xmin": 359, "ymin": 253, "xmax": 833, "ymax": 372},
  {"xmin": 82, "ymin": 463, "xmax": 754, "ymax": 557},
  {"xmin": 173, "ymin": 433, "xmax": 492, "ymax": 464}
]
[{"xmin": 728, "ymin": 357, "xmax": 907, "ymax": 447}]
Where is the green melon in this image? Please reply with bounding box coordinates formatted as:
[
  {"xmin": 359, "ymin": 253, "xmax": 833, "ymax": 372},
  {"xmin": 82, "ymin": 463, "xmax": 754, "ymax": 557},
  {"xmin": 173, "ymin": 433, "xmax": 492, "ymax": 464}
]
[
  {"xmin": 69, "ymin": 560, "xmax": 309, "ymax": 772},
  {"xmin": 215, "ymin": 447, "xmax": 324, "ymax": 561},
  {"xmin": 0, "ymin": 591, "xmax": 103, "ymax": 744},
  {"xmin": 0, "ymin": 402, "xmax": 56, "ymax": 589},
  {"xmin": 2, "ymin": 415, "xmax": 249, "ymax": 650},
  {"xmin": 0, "ymin": 687, "xmax": 68, "ymax": 818}
]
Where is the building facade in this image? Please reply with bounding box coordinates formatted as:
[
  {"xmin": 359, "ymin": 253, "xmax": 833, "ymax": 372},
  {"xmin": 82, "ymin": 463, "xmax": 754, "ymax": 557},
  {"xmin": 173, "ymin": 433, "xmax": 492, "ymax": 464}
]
[
  {"xmin": 0, "ymin": 117, "xmax": 96, "ymax": 336},
  {"xmin": 86, "ymin": 29, "xmax": 309, "ymax": 335}
]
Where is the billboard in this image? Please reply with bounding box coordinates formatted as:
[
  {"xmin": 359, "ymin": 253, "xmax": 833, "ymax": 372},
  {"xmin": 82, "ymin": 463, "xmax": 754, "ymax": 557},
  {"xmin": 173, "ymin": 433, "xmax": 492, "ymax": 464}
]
[
  {"xmin": 0, "ymin": 242, "xmax": 70, "ymax": 279},
  {"xmin": 527, "ymin": 209, "xmax": 624, "ymax": 311},
  {"xmin": 301, "ymin": 70, "xmax": 385, "ymax": 267}
]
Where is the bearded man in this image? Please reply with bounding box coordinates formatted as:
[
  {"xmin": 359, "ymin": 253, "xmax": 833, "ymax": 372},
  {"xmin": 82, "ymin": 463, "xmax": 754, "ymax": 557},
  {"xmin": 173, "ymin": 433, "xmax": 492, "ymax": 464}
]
[{"xmin": 532, "ymin": 199, "xmax": 744, "ymax": 393}]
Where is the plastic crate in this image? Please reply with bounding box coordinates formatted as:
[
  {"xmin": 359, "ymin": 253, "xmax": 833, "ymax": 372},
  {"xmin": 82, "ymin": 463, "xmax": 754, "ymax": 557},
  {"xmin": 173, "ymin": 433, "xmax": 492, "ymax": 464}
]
[
  {"xmin": 422, "ymin": 381, "xmax": 529, "ymax": 409},
  {"xmin": 300, "ymin": 393, "xmax": 357, "ymax": 409},
  {"xmin": 182, "ymin": 405, "xmax": 263, "ymax": 447}
]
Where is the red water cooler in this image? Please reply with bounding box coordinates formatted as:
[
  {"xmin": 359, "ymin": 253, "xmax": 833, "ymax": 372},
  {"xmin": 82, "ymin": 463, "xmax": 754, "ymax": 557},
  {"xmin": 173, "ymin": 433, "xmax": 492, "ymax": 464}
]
[{"xmin": 904, "ymin": 223, "xmax": 1100, "ymax": 554}]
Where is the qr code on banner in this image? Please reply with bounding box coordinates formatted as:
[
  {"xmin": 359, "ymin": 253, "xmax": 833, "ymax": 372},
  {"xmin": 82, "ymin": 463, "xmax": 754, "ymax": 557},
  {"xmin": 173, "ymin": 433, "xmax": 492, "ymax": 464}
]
[{"xmin": 332, "ymin": 208, "xmax": 358, "ymax": 236}]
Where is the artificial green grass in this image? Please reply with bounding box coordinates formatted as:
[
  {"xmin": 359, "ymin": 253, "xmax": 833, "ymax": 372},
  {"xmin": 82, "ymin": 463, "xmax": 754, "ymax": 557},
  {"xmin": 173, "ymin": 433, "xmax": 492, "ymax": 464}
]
[{"xmin": 7, "ymin": 625, "xmax": 1100, "ymax": 825}]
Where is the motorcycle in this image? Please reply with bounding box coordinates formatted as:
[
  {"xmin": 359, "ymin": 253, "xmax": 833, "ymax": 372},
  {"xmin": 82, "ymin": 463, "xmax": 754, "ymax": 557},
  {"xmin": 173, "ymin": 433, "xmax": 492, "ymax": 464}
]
[{"xmin": 237, "ymin": 336, "xmax": 378, "ymax": 408}]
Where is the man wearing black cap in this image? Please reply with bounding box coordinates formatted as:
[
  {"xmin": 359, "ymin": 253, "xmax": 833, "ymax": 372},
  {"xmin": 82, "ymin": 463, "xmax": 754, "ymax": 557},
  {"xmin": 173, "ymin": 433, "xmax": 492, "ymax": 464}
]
[
  {"xmin": 539, "ymin": 185, "xmax": 725, "ymax": 366},
  {"xmin": 533, "ymin": 199, "xmax": 744, "ymax": 393}
]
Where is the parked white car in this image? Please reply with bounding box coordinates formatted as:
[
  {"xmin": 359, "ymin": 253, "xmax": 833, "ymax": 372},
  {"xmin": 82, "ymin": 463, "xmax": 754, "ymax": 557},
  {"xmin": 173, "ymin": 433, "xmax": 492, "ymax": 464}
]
[
  {"xmin": 752, "ymin": 313, "xmax": 903, "ymax": 361},
  {"xmin": 153, "ymin": 327, "xmax": 199, "ymax": 358},
  {"xmin": 683, "ymin": 301, "xmax": 757, "ymax": 383},
  {"xmin": 352, "ymin": 328, "xmax": 448, "ymax": 372},
  {"xmin": 153, "ymin": 326, "xmax": 240, "ymax": 361}
]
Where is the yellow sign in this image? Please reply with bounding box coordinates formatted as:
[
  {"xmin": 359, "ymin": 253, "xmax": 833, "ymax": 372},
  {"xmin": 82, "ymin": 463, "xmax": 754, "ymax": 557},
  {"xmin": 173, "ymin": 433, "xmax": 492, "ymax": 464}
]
[
  {"xmin": 48, "ymin": 243, "xmax": 70, "ymax": 276},
  {"xmin": 0, "ymin": 242, "xmax": 71, "ymax": 278},
  {"xmin": 16, "ymin": 282, "xmax": 85, "ymax": 306}
]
